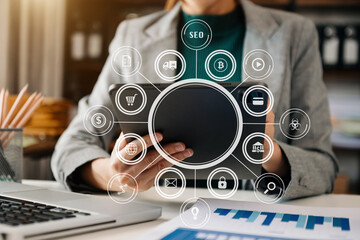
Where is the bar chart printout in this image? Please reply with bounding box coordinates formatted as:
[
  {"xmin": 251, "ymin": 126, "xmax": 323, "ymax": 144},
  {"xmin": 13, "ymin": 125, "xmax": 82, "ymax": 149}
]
[
  {"xmin": 144, "ymin": 199, "xmax": 360, "ymax": 240},
  {"xmin": 213, "ymin": 208, "xmax": 350, "ymax": 231},
  {"xmin": 162, "ymin": 228, "xmax": 309, "ymax": 240}
]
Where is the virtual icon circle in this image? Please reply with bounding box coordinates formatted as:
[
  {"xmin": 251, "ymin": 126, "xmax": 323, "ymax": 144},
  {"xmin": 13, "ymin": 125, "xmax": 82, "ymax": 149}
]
[
  {"xmin": 115, "ymin": 133, "xmax": 147, "ymax": 165},
  {"xmin": 115, "ymin": 83, "xmax": 147, "ymax": 116},
  {"xmin": 111, "ymin": 46, "xmax": 142, "ymax": 77},
  {"xmin": 254, "ymin": 173, "xmax": 285, "ymax": 204},
  {"xmin": 83, "ymin": 105, "xmax": 114, "ymax": 136},
  {"xmin": 242, "ymin": 85, "xmax": 274, "ymax": 117},
  {"xmin": 181, "ymin": 19, "xmax": 212, "ymax": 50},
  {"xmin": 242, "ymin": 132, "xmax": 274, "ymax": 164},
  {"xmin": 205, "ymin": 50, "xmax": 237, "ymax": 82},
  {"xmin": 180, "ymin": 198, "xmax": 211, "ymax": 229},
  {"xmin": 148, "ymin": 79, "xmax": 243, "ymax": 170},
  {"xmin": 154, "ymin": 50, "xmax": 186, "ymax": 81},
  {"xmin": 154, "ymin": 167, "xmax": 186, "ymax": 199},
  {"xmin": 243, "ymin": 49, "xmax": 274, "ymax": 80},
  {"xmin": 207, "ymin": 167, "xmax": 239, "ymax": 199},
  {"xmin": 279, "ymin": 108, "xmax": 311, "ymax": 140},
  {"xmin": 107, "ymin": 173, "xmax": 138, "ymax": 205}
]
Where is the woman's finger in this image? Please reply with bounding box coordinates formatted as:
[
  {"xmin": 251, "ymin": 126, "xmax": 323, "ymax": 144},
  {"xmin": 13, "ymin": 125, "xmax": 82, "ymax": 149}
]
[
  {"xmin": 117, "ymin": 132, "xmax": 163, "ymax": 161},
  {"xmin": 135, "ymin": 148, "xmax": 194, "ymax": 191},
  {"xmin": 120, "ymin": 142, "xmax": 188, "ymax": 183}
]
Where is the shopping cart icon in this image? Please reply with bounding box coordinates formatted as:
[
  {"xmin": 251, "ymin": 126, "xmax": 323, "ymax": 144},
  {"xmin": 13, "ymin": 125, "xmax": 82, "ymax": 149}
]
[{"xmin": 125, "ymin": 94, "xmax": 138, "ymax": 106}]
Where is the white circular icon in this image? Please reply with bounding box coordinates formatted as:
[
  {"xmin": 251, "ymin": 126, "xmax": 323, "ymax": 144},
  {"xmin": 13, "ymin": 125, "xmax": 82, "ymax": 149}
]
[
  {"xmin": 254, "ymin": 173, "xmax": 285, "ymax": 204},
  {"xmin": 111, "ymin": 46, "xmax": 142, "ymax": 77},
  {"xmin": 115, "ymin": 133, "xmax": 147, "ymax": 165},
  {"xmin": 252, "ymin": 58, "xmax": 265, "ymax": 72},
  {"xmin": 154, "ymin": 167, "xmax": 186, "ymax": 199},
  {"xmin": 107, "ymin": 173, "xmax": 138, "ymax": 204},
  {"xmin": 205, "ymin": 50, "xmax": 237, "ymax": 82},
  {"xmin": 214, "ymin": 58, "xmax": 228, "ymax": 73},
  {"xmin": 242, "ymin": 132, "xmax": 274, "ymax": 164},
  {"xmin": 83, "ymin": 105, "xmax": 114, "ymax": 136},
  {"xmin": 243, "ymin": 49, "xmax": 274, "ymax": 80},
  {"xmin": 242, "ymin": 85, "xmax": 274, "ymax": 117},
  {"xmin": 180, "ymin": 198, "xmax": 211, "ymax": 228},
  {"xmin": 115, "ymin": 83, "xmax": 147, "ymax": 116},
  {"xmin": 148, "ymin": 79, "xmax": 243, "ymax": 170},
  {"xmin": 181, "ymin": 19, "xmax": 212, "ymax": 51},
  {"xmin": 207, "ymin": 167, "xmax": 239, "ymax": 199},
  {"xmin": 90, "ymin": 113, "xmax": 106, "ymax": 129},
  {"xmin": 264, "ymin": 182, "xmax": 276, "ymax": 194},
  {"xmin": 154, "ymin": 50, "xmax": 186, "ymax": 81},
  {"xmin": 279, "ymin": 108, "xmax": 311, "ymax": 140}
]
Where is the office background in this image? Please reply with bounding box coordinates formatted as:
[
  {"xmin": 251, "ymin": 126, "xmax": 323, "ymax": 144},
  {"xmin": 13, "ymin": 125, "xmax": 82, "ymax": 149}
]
[{"xmin": 0, "ymin": 0, "xmax": 359, "ymax": 193}]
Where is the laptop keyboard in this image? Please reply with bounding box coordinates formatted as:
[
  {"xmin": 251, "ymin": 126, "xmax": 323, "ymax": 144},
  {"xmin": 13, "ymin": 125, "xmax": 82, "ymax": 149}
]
[{"xmin": 0, "ymin": 195, "xmax": 91, "ymax": 226}]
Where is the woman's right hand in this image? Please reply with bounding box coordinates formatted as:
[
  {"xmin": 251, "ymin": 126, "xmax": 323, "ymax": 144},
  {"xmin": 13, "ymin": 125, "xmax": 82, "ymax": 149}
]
[{"xmin": 80, "ymin": 132, "xmax": 193, "ymax": 192}]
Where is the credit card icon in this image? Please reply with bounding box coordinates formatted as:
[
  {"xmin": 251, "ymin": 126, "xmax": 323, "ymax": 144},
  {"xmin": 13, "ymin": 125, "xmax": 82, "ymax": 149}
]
[{"xmin": 252, "ymin": 97, "xmax": 264, "ymax": 106}]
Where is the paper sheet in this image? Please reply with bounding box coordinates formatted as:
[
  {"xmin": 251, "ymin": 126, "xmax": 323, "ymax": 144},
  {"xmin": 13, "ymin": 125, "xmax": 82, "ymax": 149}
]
[{"xmin": 140, "ymin": 198, "xmax": 360, "ymax": 240}]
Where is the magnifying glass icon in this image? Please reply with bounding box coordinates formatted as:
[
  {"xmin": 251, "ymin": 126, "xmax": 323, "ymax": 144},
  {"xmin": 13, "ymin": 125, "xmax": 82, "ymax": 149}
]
[{"xmin": 264, "ymin": 182, "xmax": 276, "ymax": 194}]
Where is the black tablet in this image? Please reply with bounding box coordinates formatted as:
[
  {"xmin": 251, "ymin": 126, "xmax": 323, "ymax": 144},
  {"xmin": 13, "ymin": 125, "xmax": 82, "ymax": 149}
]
[{"xmin": 109, "ymin": 80, "xmax": 269, "ymax": 181}]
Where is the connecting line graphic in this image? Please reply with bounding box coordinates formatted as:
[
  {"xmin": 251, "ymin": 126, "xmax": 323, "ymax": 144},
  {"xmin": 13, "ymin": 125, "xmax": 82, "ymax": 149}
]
[
  {"xmin": 243, "ymin": 123, "xmax": 280, "ymax": 125},
  {"xmin": 194, "ymin": 169, "xmax": 197, "ymax": 197},
  {"xmin": 195, "ymin": 50, "xmax": 198, "ymax": 79},
  {"xmin": 133, "ymin": 154, "xmax": 162, "ymax": 180},
  {"xmin": 138, "ymin": 72, "xmax": 162, "ymax": 93},
  {"xmin": 230, "ymin": 76, "xmax": 250, "ymax": 94},
  {"xmin": 231, "ymin": 154, "xmax": 259, "ymax": 178},
  {"xmin": 114, "ymin": 121, "xmax": 148, "ymax": 124}
]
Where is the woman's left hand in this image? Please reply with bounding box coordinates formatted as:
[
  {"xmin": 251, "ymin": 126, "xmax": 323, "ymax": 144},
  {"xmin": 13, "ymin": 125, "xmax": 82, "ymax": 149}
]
[{"xmin": 262, "ymin": 108, "xmax": 290, "ymax": 177}]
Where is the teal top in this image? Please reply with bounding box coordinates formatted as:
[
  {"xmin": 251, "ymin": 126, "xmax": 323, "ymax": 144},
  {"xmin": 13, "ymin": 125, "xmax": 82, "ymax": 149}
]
[{"xmin": 178, "ymin": 5, "xmax": 245, "ymax": 82}]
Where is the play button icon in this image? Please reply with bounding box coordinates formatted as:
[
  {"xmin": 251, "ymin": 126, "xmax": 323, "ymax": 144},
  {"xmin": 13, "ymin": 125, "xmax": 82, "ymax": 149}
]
[
  {"xmin": 252, "ymin": 58, "xmax": 265, "ymax": 72},
  {"xmin": 243, "ymin": 49, "xmax": 274, "ymax": 80}
]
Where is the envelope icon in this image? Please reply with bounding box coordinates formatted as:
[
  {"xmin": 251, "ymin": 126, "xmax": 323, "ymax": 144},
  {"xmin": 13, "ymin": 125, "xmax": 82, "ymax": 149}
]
[{"xmin": 165, "ymin": 178, "xmax": 177, "ymax": 188}]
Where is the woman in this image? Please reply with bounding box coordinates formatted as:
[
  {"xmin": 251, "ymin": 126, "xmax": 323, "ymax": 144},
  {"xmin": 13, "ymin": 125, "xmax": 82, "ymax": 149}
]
[{"xmin": 52, "ymin": 0, "xmax": 338, "ymax": 199}]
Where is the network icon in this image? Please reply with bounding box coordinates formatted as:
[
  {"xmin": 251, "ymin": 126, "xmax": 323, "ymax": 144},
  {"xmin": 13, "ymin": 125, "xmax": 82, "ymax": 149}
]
[{"xmin": 81, "ymin": 18, "xmax": 312, "ymax": 229}]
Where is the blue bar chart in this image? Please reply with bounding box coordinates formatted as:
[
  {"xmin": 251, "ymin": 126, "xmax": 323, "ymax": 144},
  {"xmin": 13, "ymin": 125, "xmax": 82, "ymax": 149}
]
[
  {"xmin": 161, "ymin": 228, "xmax": 306, "ymax": 240},
  {"xmin": 213, "ymin": 208, "xmax": 350, "ymax": 231}
]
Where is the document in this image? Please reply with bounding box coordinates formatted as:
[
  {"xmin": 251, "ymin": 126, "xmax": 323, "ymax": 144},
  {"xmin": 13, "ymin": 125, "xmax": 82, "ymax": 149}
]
[{"xmin": 140, "ymin": 198, "xmax": 360, "ymax": 240}]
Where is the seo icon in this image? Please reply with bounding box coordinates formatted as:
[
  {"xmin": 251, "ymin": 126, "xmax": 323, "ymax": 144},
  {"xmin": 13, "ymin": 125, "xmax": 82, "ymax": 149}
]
[
  {"xmin": 189, "ymin": 31, "xmax": 204, "ymax": 39},
  {"xmin": 181, "ymin": 19, "xmax": 212, "ymax": 50}
]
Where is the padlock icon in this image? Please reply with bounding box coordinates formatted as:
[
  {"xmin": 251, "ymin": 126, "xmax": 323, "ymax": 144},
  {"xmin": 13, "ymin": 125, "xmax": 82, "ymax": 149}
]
[{"xmin": 218, "ymin": 176, "xmax": 227, "ymax": 189}]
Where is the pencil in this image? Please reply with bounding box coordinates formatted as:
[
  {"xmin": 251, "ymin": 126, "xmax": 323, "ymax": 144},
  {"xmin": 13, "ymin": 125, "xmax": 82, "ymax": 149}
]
[
  {"xmin": 0, "ymin": 89, "xmax": 5, "ymax": 126},
  {"xmin": 2, "ymin": 94, "xmax": 43, "ymax": 147},
  {"xmin": 8, "ymin": 92, "xmax": 37, "ymax": 128},
  {"xmin": 1, "ymin": 84, "xmax": 28, "ymax": 128},
  {"xmin": 16, "ymin": 95, "xmax": 44, "ymax": 128},
  {"xmin": 3, "ymin": 90, "xmax": 9, "ymax": 121}
]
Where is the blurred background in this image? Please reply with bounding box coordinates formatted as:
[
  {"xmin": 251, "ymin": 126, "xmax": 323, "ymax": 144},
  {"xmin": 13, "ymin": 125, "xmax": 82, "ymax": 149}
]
[{"xmin": 0, "ymin": 0, "xmax": 359, "ymax": 194}]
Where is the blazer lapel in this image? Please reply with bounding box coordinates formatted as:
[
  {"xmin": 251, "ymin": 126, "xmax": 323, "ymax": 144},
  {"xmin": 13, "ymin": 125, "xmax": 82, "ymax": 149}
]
[
  {"xmin": 241, "ymin": 0, "xmax": 284, "ymax": 111},
  {"xmin": 137, "ymin": 3, "xmax": 182, "ymax": 84}
]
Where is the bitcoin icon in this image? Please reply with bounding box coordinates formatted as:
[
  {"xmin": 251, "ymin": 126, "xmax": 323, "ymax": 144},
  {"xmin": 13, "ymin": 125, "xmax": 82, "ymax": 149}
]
[
  {"xmin": 218, "ymin": 61, "xmax": 224, "ymax": 70},
  {"xmin": 214, "ymin": 58, "xmax": 228, "ymax": 73},
  {"xmin": 91, "ymin": 113, "xmax": 106, "ymax": 128}
]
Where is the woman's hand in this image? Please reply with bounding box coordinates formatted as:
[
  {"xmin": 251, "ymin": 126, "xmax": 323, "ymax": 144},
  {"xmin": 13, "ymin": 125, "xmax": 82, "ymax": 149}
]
[
  {"xmin": 262, "ymin": 108, "xmax": 290, "ymax": 177},
  {"xmin": 80, "ymin": 133, "xmax": 193, "ymax": 192}
]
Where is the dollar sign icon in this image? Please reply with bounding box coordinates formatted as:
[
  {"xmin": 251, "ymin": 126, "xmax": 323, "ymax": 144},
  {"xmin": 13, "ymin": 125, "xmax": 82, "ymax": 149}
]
[
  {"xmin": 217, "ymin": 61, "xmax": 224, "ymax": 70},
  {"xmin": 96, "ymin": 116, "xmax": 102, "ymax": 125},
  {"xmin": 91, "ymin": 113, "xmax": 106, "ymax": 128}
]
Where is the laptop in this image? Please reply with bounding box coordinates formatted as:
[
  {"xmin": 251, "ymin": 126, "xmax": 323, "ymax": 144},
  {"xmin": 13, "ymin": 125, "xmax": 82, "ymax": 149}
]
[{"xmin": 0, "ymin": 181, "xmax": 161, "ymax": 240}]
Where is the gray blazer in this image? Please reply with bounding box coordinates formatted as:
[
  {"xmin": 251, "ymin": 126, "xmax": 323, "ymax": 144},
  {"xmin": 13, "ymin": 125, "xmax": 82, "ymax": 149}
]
[{"xmin": 51, "ymin": 0, "xmax": 338, "ymax": 199}]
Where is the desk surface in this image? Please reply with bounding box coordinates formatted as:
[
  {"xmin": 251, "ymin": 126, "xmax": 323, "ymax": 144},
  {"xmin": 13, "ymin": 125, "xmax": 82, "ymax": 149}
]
[{"xmin": 23, "ymin": 180, "xmax": 360, "ymax": 240}]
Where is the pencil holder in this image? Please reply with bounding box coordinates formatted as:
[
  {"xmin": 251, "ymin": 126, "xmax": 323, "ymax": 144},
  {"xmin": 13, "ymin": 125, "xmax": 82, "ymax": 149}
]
[{"xmin": 0, "ymin": 128, "xmax": 23, "ymax": 182}]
